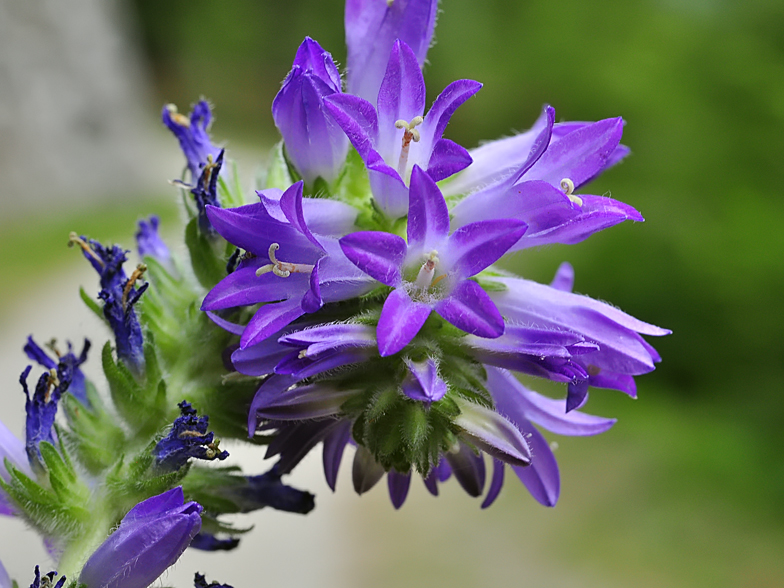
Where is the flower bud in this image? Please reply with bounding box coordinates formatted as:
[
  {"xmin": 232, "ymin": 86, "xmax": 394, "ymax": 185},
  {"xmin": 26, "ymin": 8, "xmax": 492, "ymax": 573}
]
[
  {"xmin": 79, "ymin": 487, "xmax": 202, "ymax": 588},
  {"xmin": 272, "ymin": 37, "xmax": 348, "ymax": 185}
]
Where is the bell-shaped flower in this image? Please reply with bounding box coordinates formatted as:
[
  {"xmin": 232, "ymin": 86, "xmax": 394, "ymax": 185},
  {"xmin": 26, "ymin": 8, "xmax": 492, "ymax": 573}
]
[
  {"xmin": 69, "ymin": 235, "xmax": 147, "ymax": 374},
  {"xmin": 24, "ymin": 336, "xmax": 90, "ymax": 407},
  {"xmin": 273, "ymin": 37, "xmax": 348, "ymax": 185},
  {"xmin": 162, "ymin": 100, "xmax": 223, "ymax": 182},
  {"xmin": 345, "ymin": 0, "xmax": 438, "ymax": 103},
  {"xmin": 401, "ymin": 358, "xmax": 446, "ymax": 405},
  {"xmin": 340, "ymin": 166, "xmax": 527, "ymax": 356},
  {"xmin": 79, "ymin": 487, "xmax": 203, "ymax": 588},
  {"xmin": 448, "ymin": 106, "xmax": 642, "ymax": 248},
  {"xmin": 201, "ymin": 181, "xmax": 375, "ymax": 348},
  {"xmin": 325, "ymin": 40, "xmax": 481, "ymax": 218}
]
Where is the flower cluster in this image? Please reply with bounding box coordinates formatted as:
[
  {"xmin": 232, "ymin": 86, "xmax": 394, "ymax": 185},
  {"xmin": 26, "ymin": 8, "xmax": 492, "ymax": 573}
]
[{"xmin": 172, "ymin": 0, "xmax": 670, "ymax": 509}]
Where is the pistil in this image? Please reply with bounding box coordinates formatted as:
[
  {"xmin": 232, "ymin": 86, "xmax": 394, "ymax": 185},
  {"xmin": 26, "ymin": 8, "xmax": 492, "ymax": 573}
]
[
  {"xmin": 395, "ymin": 116, "xmax": 424, "ymax": 177},
  {"xmin": 256, "ymin": 243, "xmax": 315, "ymax": 278},
  {"xmin": 560, "ymin": 178, "xmax": 583, "ymax": 207},
  {"xmin": 414, "ymin": 251, "xmax": 439, "ymax": 290}
]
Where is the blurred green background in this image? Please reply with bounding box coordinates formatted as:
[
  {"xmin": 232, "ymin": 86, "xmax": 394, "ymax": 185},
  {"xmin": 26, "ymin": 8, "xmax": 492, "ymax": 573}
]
[{"xmin": 3, "ymin": 0, "xmax": 784, "ymax": 585}]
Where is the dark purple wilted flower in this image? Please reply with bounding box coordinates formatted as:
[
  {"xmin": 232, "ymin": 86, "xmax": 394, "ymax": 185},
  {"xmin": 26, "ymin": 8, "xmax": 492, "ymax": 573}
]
[
  {"xmin": 162, "ymin": 100, "xmax": 223, "ymax": 182},
  {"xmin": 273, "ymin": 37, "xmax": 348, "ymax": 185},
  {"xmin": 70, "ymin": 235, "xmax": 147, "ymax": 374},
  {"xmin": 345, "ymin": 0, "xmax": 438, "ymax": 103},
  {"xmin": 27, "ymin": 566, "xmax": 66, "ymax": 588},
  {"xmin": 154, "ymin": 401, "xmax": 229, "ymax": 472},
  {"xmin": 340, "ymin": 165, "xmax": 526, "ymax": 356},
  {"xmin": 190, "ymin": 534, "xmax": 240, "ymax": 552},
  {"xmin": 194, "ymin": 572, "xmax": 234, "ymax": 588},
  {"xmin": 79, "ymin": 487, "xmax": 202, "ymax": 588},
  {"xmin": 325, "ymin": 39, "xmax": 480, "ymax": 218},
  {"xmin": 20, "ymin": 363, "xmax": 72, "ymax": 470},
  {"xmin": 136, "ymin": 215, "xmax": 173, "ymax": 269},
  {"xmin": 24, "ymin": 336, "xmax": 90, "ymax": 407}
]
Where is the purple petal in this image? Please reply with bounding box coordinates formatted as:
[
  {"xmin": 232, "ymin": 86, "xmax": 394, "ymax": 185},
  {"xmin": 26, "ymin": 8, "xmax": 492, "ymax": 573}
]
[
  {"xmin": 205, "ymin": 311, "xmax": 245, "ymax": 336},
  {"xmin": 387, "ymin": 470, "xmax": 412, "ymax": 509},
  {"xmin": 275, "ymin": 348, "xmax": 369, "ymax": 379},
  {"xmin": 367, "ymin": 168, "xmax": 410, "ymax": 218},
  {"xmin": 316, "ymin": 239, "xmax": 379, "ymax": 302},
  {"xmin": 275, "ymin": 420, "xmax": 339, "ymax": 475},
  {"xmin": 202, "ymin": 262, "xmax": 310, "ymax": 310},
  {"xmin": 423, "ymin": 458, "xmax": 451, "ymax": 496},
  {"xmin": 324, "ymin": 94, "xmax": 380, "ymax": 161},
  {"xmin": 486, "ymin": 367, "xmax": 616, "ymax": 437},
  {"xmin": 444, "ymin": 218, "xmax": 527, "ymax": 279},
  {"xmin": 205, "ymin": 204, "xmax": 321, "ymax": 261},
  {"xmin": 279, "ymin": 182, "xmax": 324, "ymax": 250},
  {"xmin": 445, "ymin": 442, "xmax": 486, "ymax": 498},
  {"xmin": 232, "ymin": 331, "xmax": 295, "ymax": 376},
  {"xmin": 345, "ymin": 0, "xmax": 437, "ymax": 103},
  {"xmin": 444, "ymin": 105, "xmax": 555, "ymax": 198},
  {"xmin": 252, "ymin": 383, "xmax": 355, "ymax": 421},
  {"xmin": 425, "ymin": 139, "xmax": 473, "ymax": 182},
  {"xmin": 292, "ymin": 37, "xmax": 341, "ymax": 89},
  {"xmin": 339, "ymin": 231, "xmax": 407, "ymax": 286},
  {"xmin": 526, "ymin": 117, "xmax": 624, "ymax": 190},
  {"xmin": 401, "ymin": 358, "xmax": 447, "ymax": 403},
  {"xmin": 566, "ymin": 380, "xmax": 590, "ymax": 412},
  {"xmin": 1, "ymin": 418, "xmax": 32, "ymax": 480},
  {"xmin": 435, "ymin": 279, "xmax": 504, "ymax": 338},
  {"xmin": 300, "ymin": 258, "xmax": 323, "ymax": 314},
  {"xmin": 323, "ymin": 420, "xmax": 352, "ymax": 491},
  {"xmin": 377, "ymin": 288, "xmax": 431, "ymax": 356},
  {"xmin": 376, "ymin": 40, "xmax": 426, "ymax": 160},
  {"xmin": 352, "ymin": 445, "xmax": 385, "ymax": 494},
  {"xmin": 464, "ymin": 325, "xmax": 588, "ymax": 358},
  {"xmin": 419, "ymin": 80, "xmax": 483, "ymax": 153},
  {"xmin": 241, "ymin": 298, "xmax": 307, "ymax": 349},
  {"xmin": 248, "ymin": 375, "xmax": 298, "ymax": 434},
  {"xmin": 512, "ymin": 425, "xmax": 560, "ymax": 507},
  {"xmin": 280, "ymin": 323, "xmax": 377, "ymax": 354},
  {"xmin": 550, "ymin": 262, "xmax": 574, "ymax": 292},
  {"xmin": 406, "ymin": 166, "xmax": 450, "ymax": 253},
  {"xmin": 454, "ymin": 398, "xmax": 531, "ymax": 467},
  {"xmin": 481, "ymin": 459, "xmax": 506, "ymax": 509}
]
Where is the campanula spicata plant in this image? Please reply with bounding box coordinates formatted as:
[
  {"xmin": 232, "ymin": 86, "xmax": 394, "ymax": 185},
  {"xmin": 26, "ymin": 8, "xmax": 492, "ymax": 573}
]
[{"xmin": 0, "ymin": 0, "xmax": 668, "ymax": 584}]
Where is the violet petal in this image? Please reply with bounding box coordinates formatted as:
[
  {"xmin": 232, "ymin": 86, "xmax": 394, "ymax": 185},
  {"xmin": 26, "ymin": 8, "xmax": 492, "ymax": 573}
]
[{"xmin": 376, "ymin": 288, "xmax": 431, "ymax": 356}]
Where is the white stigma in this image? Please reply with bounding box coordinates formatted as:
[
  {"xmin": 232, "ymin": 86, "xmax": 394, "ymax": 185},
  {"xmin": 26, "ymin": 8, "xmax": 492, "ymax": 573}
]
[
  {"xmin": 256, "ymin": 243, "xmax": 315, "ymax": 278},
  {"xmin": 560, "ymin": 178, "xmax": 583, "ymax": 207},
  {"xmin": 414, "ymin": 250, "xmax": 439, "ymax": 290},
  {"xmin": 395, "ymin": 116, "xmax": 424, "ymax": 177}
]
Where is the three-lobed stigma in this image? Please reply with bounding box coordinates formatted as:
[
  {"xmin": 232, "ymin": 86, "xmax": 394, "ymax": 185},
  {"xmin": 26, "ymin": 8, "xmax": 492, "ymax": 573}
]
[{"xmin": 256, "ymin": 243, "xmax": 315, "ymax": 278}]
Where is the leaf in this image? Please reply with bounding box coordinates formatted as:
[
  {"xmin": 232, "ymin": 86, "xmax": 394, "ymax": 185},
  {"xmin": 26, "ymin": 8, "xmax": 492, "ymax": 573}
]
[{"xmin": 79, "ymin": 286, "xmax": 105, "ymax": 322}]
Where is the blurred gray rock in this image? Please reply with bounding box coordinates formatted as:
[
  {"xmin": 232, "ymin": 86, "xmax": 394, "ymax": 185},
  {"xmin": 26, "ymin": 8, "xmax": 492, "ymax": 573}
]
[{"xmin": 0, "ymin": 0, "xmax": 168, "ymax": 216}]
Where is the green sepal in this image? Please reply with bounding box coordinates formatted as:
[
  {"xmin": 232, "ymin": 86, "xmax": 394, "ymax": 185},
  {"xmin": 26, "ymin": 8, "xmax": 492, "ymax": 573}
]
[
  {"xmin": 182, "ymin": 466, "xmax": 248, "ymax": 514},
  {"xmin": 184, "ymin": 217, "xmax": 226, "ymax": 289},
  {"xmin": 331, "ymin": 146, "xmax": 371, "ymax": 210},
  {"xmin": 199, "ymin": 512, "xmax": 253, "ymax": 538},
  {"xmin": 470, "ymin": 276, "xmax": 508, "ymax": 292},
  {"xmin": 218, "ymin": 159, "xmax": 245, "ymax": 208},
  {"xmin": 79, "ymin": 287, "xmax": 105, "ymax": 322},
  {"xmin": 265, "ymin": 142, "xmax": 294, "ymax": 190},
  {"xmin": 60, "ymin": 383, "xmax": 126, "ymax": 474},
  {"xmin": 38, "ymin": 442, "xmax": 90, "ymax": 506}
]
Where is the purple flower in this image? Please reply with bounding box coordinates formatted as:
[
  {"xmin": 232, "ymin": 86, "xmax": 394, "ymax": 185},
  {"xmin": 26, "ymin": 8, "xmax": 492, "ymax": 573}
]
[
  {"xmin": 345, "ymin": 0, "xmax": 438, "ymax": 103},
  {"xmin": 446, "ymin": 106, "xmax": 642, "ymax": 248},
  {"xmin": 222, "ymin": 464, "xmax": 315, "ymax": 515},
  {"xmin": 136, "ymin": 215, "xmax": 172, "ymax": 268},
  {"xmin": 201, "ymin": 181, "xmax": 374, "ymax": 348},
  {"xmin": 20, "ymin": 363, "xmax": 71, "ymax": 470},
  {"xmin": 325, "ymin": 40, "xmax": 481, "ymax": 217},
  {"xmin": 69, "ymin": 235, "xmax": 147, "ymax": 374},
  {"xmin": 154, "ymin": 401, "xmax": 229, "ymax": 472},
  {"xmin": 24, "ymin": 336, "xmax": 90, "ymax": 407},
  {"xmin": 79, "ymin": 487, "xmax": 202, "ymax": 588},
  {"xmin": 273, "ymin": 37, "xmax": 348, "ymax": 185},
  {"xmin": 340, "ymin": 165, "xmax": 526, "ymax": 355},
  {"xmin": 28, "ymin": 566, "xmax": 65, "ymax": 588},
  {"xmin": 162, "ymin": 100, "xmax": 222, "ymax": 182},
  {"xmin": 190, "ymin": 534, "xmax": 240, "ymax": 552}
]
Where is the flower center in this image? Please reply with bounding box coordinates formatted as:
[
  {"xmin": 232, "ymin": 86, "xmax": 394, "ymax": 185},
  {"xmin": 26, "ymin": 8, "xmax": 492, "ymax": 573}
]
[
  {"xmin": 410, "ymin": 250, "xmax": 448, "ymax": 301},
  {"xmin": 560, "ymin": 178, "xmax": 583, "ymax": 207},
  {"xmin": 256, "ymin": 243, "xmax": 315, "ymax": 278},
  {"xmin": 394, "ymin": 116, "xmax": 424, "ymax": 178}
]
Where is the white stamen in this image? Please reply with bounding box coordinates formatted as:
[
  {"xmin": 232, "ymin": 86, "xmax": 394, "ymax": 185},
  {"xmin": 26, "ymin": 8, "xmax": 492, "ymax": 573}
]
[
  {"xmin": 560, "ymin": 178, "xmax": 583, "ymax": 207},
  {"xmin": 256, "ymin": 243, "xmax": 315, "ymax": 278},
  {"xmin": 414, "ymin": 251, "xmax": 438, "ymax": 290},
  {"xmin": 395, "ymin": 116, "xmax": 424, "ymax": 177},
  {"xmin": 387, "ymin": 0, "xmax": 394, "ymax": 6}
]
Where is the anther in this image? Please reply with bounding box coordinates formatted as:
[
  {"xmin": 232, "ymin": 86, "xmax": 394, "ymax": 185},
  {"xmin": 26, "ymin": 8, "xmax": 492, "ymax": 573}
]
[
  {"xmin": 45, "ymin": 338, "xmax": 62, "ymax": 359},
  {"xmin": 560, "ymin": 178, "xmax": 583, "ymax": 207},
  {"xmin": 256, "ymin": 243, "xmax": 315, "ymax": 278},
  {"xmin": 205, "ymin": 440, "xmax": 222, "ymax": 459},
  {"xmin": 122, "ymin": 263, "xmax": 147, "ymax": 312},
  {"xmin": 166, "ymin": 104, "xmax": 190, "ymax": 127},
  {"xmin": 68, "ymin": 232, "xmax": 105, "ymax": 267},
  {"xmin": 45, "ymin": 368, "xmax": 59, "ymax": 403},
  {"xmin": 201, "ymin": 154, "xmax": 219, "ymax": 190},
  {"xmin": 395, "ymin": 116, "xmax": 424, "ymax": 177},
  {"xmin": 298, "ymin": 349, "xmax": 309, "ymax": 359}
]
